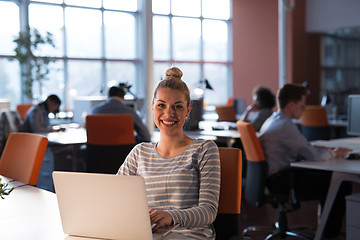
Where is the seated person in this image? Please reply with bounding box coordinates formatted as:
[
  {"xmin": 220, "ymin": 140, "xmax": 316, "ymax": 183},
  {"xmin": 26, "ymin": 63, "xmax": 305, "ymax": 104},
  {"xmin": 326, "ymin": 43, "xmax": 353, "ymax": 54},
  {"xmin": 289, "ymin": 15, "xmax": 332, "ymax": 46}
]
[
  {"xmin": 20, "ymin": 94, "xmax": 63, "ymax": 133},
  {"xmin": 118, "ymin": 66, "xmax": 220, "ymax": 239},
  {"xmin": 91, "ymin": 86, "xmax": 151, "ymax": 142},
  {"xmin": 259, "ymin": 83, "xmax": 352, "ymax": 239},
  {"xmin": 240, "ymin": 86, "xmax": 275, "ymax": 132}
]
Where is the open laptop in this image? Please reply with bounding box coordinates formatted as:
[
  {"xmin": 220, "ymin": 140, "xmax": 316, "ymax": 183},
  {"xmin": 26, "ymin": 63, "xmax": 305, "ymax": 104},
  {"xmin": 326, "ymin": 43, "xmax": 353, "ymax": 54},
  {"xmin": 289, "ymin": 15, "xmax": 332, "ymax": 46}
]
[{"xmin": 52, "ymin": 171, "xmax": 178, "ymax": 240}]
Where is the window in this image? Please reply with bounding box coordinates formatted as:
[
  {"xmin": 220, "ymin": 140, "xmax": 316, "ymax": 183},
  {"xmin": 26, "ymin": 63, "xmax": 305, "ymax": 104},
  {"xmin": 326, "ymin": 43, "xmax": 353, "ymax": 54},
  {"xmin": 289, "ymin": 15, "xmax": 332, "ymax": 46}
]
[
  {"xmin": 27, "ymin": 0, "xmax": 140, "ymax": 110},
  {"xmin": 0, "ymin": 0, "xmax": 233, "ymax": 114},
  {"xmin": 152, "ymin": 0, "xmax": 232, "ymax": 105},
  {"xmin": 0, "ymin": 1, "xmax": 20, "ymax": 109}
]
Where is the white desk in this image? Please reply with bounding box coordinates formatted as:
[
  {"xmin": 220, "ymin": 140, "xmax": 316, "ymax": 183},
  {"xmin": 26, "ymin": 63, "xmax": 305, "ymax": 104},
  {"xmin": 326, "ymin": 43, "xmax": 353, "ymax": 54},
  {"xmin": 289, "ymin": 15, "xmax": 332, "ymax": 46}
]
[
  {"xmin": 0, "ymin": 176, "xmax": 67, "ymax": 240},
  {"xmin": 0, "ymin": 176, "xmax": 190, "ymax": 240},
  {"xmin": 291, "ymin": 137, "xmax": 360, "ymax": 240}
]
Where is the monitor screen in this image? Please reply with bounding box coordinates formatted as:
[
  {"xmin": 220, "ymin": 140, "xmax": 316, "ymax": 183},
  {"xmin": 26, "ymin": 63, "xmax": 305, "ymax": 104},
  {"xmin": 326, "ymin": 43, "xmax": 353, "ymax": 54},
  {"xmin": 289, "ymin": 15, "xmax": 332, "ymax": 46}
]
[{"xmin": 347, "ymin": 95, "xmax": 360, "ymax": 136}]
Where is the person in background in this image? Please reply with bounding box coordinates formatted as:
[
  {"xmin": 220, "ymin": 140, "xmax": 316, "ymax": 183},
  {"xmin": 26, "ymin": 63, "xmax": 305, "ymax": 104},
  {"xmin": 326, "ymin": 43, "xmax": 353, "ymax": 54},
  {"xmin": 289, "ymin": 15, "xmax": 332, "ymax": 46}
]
[
  {"xmin": 259, "ymin": 83, "xmax": 352, "ymax": 239},
  {"xmin": 20, "ymin": 94, "xmax": 63, "ymax": 133},
  {"xmin": 117, "ymin": 66, "xmax": 221, "ymax": 239},
  {"xmin": 240, "ymin": 85, "xmax": 275, "ymax": 132},
  {"xmin": 91, "ymin": 86, "xmax": 151, "ymax": 143}
]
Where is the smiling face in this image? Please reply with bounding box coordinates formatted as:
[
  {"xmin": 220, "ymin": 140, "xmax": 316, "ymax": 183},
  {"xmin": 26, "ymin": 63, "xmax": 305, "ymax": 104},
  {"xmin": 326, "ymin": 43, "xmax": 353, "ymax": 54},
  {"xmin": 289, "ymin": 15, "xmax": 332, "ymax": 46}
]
[{"xmin": 152, "ymin": 87, "xmax": 191, "ymax": 135}]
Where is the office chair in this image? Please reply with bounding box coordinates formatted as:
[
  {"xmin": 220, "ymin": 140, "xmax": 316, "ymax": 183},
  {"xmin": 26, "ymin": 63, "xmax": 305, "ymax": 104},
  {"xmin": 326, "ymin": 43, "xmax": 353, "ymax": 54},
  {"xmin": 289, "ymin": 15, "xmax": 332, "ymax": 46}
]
[
  {"xmin": 0, "ymin": 132, "xmax": 48, "ymax": 185},
  {"xmin": 214, "ymin": 147, "xmax": 242, "ymax": 239},
  {"xmin": 16, "ymin": 103, "xmax": 34, "ymax": 120},
  {"xmin": 85, "ymin": 114, "xmax": 136, "ymax": 174},
  {"xmin": 215, "ymin": 104, "xmax": 237, "ymax": 122},
  {"xmin": 0, "ymin": 109, "xmax": 21, "ymax": 155},
  {"xmin": 236, "ymin": 121, "xmax": 312, "ymax": 240},
  {"xmin": 300, "ymin": 105, "xmax": 330, "ymax": 141}
]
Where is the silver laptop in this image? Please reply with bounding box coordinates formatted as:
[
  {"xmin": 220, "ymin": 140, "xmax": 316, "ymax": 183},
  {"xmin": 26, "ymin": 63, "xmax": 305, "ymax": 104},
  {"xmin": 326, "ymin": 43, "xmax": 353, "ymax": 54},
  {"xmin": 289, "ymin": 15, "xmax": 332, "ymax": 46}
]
[{"xmin": 52, "ymin": 171, "xmax": 176, "ymax": 240}]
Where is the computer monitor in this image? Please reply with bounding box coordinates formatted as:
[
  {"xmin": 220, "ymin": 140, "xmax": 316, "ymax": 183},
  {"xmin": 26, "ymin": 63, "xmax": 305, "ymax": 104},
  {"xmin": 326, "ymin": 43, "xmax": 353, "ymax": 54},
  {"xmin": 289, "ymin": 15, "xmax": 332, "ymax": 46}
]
[{"xmin": 347, "ymin": 95, "xmax": 360, "ymax": 136}]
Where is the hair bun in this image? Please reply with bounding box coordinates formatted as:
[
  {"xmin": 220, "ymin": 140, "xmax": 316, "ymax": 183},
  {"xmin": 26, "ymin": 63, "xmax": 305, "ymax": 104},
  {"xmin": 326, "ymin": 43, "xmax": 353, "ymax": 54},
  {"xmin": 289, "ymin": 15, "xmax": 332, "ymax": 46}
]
[{"xmin": 164, "ymin": 66, "xmax": 183, "ymax": 80}]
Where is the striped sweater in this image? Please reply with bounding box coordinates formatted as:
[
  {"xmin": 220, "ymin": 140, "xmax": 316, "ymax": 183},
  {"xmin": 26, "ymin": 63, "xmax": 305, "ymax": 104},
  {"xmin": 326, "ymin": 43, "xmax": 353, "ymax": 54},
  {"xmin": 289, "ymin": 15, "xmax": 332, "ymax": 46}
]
[{"xmin": 117, "ymin": 139, "xmax": 221, "ymax": 239}]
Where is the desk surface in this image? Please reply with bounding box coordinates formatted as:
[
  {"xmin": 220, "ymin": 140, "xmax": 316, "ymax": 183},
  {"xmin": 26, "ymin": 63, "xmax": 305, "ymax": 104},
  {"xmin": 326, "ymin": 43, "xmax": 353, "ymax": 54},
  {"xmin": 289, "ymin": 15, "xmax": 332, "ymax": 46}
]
[
  {"xmin": 0, "ymin": 176, "xmax": 191, "ymax": 240},
  {"xmin": 291, "ymin": 137, "xmax": 360, "ymax": 174},
  {"xmin": 43, "ymin": 122, "xmax": 239, "ymax": 146}
]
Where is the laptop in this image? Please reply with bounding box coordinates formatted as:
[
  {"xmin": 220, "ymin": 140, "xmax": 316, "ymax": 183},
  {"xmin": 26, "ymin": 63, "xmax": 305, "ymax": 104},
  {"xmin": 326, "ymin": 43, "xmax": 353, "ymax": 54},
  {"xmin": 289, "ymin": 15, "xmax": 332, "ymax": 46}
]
[{"xmin": 52, "ymin": 171, "xmax": 178, "ymax": 240}]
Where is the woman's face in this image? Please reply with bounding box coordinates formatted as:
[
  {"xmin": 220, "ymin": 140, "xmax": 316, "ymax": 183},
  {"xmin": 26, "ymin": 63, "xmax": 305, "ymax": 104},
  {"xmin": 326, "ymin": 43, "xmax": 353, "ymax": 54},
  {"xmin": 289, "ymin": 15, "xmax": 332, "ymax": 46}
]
[{"xmin": 152, "ymin": 87, "xmax": 191, "ymax": 135}]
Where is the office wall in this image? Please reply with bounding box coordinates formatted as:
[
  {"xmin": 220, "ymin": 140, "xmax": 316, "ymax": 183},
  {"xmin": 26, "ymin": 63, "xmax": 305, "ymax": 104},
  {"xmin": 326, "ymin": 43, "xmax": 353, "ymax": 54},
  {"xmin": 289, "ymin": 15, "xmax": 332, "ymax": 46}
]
[
  {"xmin": 306, "ymin": 0, "xmax": 360, "ymax": 32},
  {"xmin": 232, "ymin": 0, "xmax": 316, "ymax": 106}
]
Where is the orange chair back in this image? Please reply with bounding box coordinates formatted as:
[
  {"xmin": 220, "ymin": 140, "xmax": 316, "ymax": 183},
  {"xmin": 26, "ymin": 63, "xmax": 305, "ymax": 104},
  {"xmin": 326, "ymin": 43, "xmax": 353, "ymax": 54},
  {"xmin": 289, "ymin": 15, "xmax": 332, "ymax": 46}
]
[
  {"xmin": 215, "ymin": 105, "xmax": 237, "ymax": 122},
  {"xmin": 236, "ymin": 120, "xmax": 265, "ymax": 162},
  {"xmin": 218, "ymin": 147, "xmax": 242, "ymax": 214},
  {"xmin": 16, "ymin": 103, "xmax": 34, "ymax": 120},
  {"xmin": 0, "ymin": 132, "xmax": 48, "ymax": 185},
  {"xmin": 86, "ymin": 114, "xmax": 136, "ymax": 145},
  {"xmin": 300, "ymin": 105, "xmax": 329, "ymax": 127}
]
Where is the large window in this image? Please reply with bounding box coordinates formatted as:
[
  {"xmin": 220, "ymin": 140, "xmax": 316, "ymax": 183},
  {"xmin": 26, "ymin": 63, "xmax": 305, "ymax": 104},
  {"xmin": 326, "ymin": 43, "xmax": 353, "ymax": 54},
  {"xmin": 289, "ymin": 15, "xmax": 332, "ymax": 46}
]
[
  {"xmin": 27, "ymin": 0, "xmax": 139, "ymax": 109},
  {"xmin": 0, "ymin": 0, "xmax": 233, "ymax": 113},
  {"xmin": 152, "ymin": 0, "xmax": 232, "ymax": 105},
  {"xmin": 0, "ymin": 2, "xmax": 20, "ymax": 109}
]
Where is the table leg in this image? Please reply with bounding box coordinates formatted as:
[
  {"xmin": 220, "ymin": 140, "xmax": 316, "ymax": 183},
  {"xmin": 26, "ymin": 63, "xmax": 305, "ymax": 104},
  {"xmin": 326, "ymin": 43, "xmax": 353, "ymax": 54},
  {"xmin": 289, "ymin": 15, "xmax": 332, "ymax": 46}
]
[{"xmin": 314, "ymin": 172, "xmax": 360, "ymax": 240}]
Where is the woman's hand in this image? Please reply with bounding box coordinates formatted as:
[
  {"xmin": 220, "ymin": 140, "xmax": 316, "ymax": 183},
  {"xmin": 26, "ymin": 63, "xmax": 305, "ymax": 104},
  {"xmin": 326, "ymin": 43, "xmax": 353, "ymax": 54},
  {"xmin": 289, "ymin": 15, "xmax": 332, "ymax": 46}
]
[{"xmin": 149, "ymin": 208, "xmax": 173, "ymax": 232}]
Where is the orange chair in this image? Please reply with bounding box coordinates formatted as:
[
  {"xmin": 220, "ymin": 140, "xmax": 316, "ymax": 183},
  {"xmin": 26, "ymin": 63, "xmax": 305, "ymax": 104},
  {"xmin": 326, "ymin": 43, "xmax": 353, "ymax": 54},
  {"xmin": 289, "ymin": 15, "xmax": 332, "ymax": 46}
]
[
  {"xmin": 237, "ymin": 121, "xmax": 312, "ymax": 240},
  {"xmin": 214, "ymin": 147, "xmax": 242, "ymax": 239},
  {"xmin": 16, "ymin": 103, "xmax": 34, "ymax": 120},
  {"xmin": 85, "ymin": 114, "xmax": 136, "ymax": 174},
  {"xmin": 300, "ymin": 105, "xmax": 330, "ymax": 141},
  {"xmin": 0, "ymin": 132, "xmax": 48, "ymax": 185},
  {"xmin": 215, "ymin": 104, "xmax": 237, "ymax": 122}
]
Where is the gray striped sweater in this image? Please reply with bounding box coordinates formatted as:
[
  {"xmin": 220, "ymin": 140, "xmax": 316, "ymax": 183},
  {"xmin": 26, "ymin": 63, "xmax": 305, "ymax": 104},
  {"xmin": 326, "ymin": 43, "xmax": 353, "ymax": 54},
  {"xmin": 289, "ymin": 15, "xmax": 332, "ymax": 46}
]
[{"xmin": 117, "ymin": 139, "xmax": 221, "ymax": 239}]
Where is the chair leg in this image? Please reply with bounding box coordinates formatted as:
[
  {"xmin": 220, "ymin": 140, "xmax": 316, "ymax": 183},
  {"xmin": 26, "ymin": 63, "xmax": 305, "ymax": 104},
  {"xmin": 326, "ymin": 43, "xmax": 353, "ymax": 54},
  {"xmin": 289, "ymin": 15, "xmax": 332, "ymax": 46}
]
[{"xmin": 243, "ymin": 209, "xmax": 313, "ymax": 240}]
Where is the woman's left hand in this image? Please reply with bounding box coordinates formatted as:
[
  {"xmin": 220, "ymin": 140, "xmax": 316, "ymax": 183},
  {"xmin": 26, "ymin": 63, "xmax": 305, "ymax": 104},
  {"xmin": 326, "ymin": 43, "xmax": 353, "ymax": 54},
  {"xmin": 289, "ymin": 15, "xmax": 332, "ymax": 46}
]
[{"xmin": 149, "ymin": 208, "xmax": 173, "ymax": 232}]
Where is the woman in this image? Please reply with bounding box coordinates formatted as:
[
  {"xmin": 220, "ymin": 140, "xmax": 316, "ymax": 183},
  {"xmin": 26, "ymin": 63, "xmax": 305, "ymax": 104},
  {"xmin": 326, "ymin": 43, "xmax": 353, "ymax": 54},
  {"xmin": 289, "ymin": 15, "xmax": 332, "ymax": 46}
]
[
  {"xmin": 20, "ymin": 94, "xmax": 63, "ymax": 133},
  {"xmin": 118, "ymin": 67, "xmax": 221, "ymax": 239},
  {"xmin": 240, "ymin": 85, "xmax": 275, "ymax": 132}
]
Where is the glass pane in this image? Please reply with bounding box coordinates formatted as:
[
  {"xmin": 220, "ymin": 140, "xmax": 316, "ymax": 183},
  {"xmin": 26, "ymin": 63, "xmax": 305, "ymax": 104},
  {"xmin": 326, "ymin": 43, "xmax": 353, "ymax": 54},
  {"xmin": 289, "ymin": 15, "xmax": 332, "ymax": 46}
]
[
  {"xmin": 106, "ymin": 62, "xmax": 136, "ymax": 93},
  {"xmin": 67, "ymin": 60, "xmax": 102, "ymax": 109},
  {"xmin": 173, "ymin": 63, "xmax": 201, "ymax": 95},
  {"xmin": 0, "ymin": 2, "xmax": 19, "ymax": 55},
  {"xmin": 65, "ymin": 7, "xmax": 102, "ymax": 58},
  {"xmin": 153, "ymin": 16, "xmax": 170, "ymax": 60},
  {"xmin": 64, "ymin": 0, "xmax": 101, "ymax": 8},
  {"xmin": 29, "ymin": 4, "xmax": 63, "ymax": 57},
  {"xmin": 32, "ymin": 61, "xmax": 64, "ymax": 107},
  {"xmin": 203, "ymin": 64, "xmax": 228, "ymax": 105},
  {"xmin": 104, "ymin": 11, "xmax": 136, "ymax": 59},
  {"xmin": 172, "ymin": 0, "xmax": 200, "ymax": 17},
  {"xmin": 0, "ymin": 59, "xmax": 21, "ymax": 109},
  {"xmin": 152, "ymin": 0, "xmax": 170, "ymax": 14},
  {"xmin": 103, "ymin": 0, "xmax": 137, "ymax": 11},
  {"xmin": 203, "ymin": 19, "xmax": 228, "ymax": 61},
  {"xmin": 202, "ymin": 0, "xmax": 230, "ymax": 20},
  {"xmin": 173, "ymin": 17, "xmax": 201, "ymax": 61},
  {"xmin": 154, "ymin": 62, "xmax": 174, "ymax": 83},
  {"xmin": 31, "ymin": 0, "xmax": 63, "ymax": 3}
]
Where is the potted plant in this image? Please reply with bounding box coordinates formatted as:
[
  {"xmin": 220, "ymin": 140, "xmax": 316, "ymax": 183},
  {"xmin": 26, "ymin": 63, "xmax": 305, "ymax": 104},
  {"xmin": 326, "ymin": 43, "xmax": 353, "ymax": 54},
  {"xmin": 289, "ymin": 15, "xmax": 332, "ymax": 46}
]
[
  {"xmin": 0, "ymin": 177, "xmax": 14, "ymax": 199},
  {"xmin": 11, "ymin": 27, "xmax": 56, "ymax": 100}
]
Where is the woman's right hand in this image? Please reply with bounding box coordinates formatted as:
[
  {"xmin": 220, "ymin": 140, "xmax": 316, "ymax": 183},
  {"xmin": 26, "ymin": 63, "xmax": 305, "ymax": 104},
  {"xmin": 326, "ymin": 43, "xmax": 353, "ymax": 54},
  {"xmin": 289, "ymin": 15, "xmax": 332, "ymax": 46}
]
[{"xmin": 149, "ymin": 208, "xmax": 173, "ymax": 232}]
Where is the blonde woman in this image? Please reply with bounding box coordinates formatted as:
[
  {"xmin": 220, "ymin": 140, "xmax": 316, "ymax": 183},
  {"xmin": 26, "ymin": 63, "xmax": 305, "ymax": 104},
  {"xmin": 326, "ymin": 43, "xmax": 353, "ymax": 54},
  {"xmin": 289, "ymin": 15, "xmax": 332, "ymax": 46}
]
[{"xmin": 118, "ymin": 67, "xmax": 220, "ymax": 239}]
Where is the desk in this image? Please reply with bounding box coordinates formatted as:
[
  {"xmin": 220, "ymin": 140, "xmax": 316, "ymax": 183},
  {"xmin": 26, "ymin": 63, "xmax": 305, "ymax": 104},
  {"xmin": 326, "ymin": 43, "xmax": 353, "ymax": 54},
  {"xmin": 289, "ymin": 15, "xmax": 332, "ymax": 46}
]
[
  {"xmin": 0, "ymin": 176, "xmax": 67, "ymax": 240},
  {"xmin": 0, "ymin": 176, "xmax": 190, "ymax": 240},
  {"xmin": 40, "ymin": 127, "xmax": 87, "ymax": 172},
  {"xmin": 291, "ymin": 137, "xmax": 360, "ymax": 240}
]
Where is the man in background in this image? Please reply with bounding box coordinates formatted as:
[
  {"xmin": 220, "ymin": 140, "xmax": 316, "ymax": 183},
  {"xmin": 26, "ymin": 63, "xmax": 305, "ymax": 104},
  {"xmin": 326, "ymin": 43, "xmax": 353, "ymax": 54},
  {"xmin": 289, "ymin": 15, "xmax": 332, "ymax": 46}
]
[
  {"xmin": 259, "ymin": 83, "xmax": 352, "ymax": 239},
  {"xmin": 91, "ymin": 86, "xmax": 151, "ymax": 143}
]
